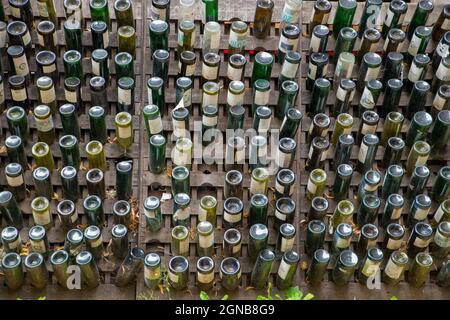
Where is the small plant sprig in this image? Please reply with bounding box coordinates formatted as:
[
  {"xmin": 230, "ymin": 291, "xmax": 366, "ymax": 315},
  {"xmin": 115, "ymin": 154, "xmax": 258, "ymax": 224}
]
[
  {"xmin": 199, "ymin": 291, "xmax": 229, "ymax": 300},
  {"xmin": 257, "ymin": 283, "xmax": 314, "ymax": 300}
]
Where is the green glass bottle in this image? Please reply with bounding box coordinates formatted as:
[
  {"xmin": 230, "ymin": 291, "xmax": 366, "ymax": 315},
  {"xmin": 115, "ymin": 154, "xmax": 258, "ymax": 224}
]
[
  {"xmin": 332, "ymin": 249, "xmax": 358, "ymax": 286},
  {"xmin": 144, "ymin": 196, "xmax": 162, "ymax": 232},
  {"xmin": 334, "ymin": 27, "xmax": 357, "ymax": 65},
  {"xmin": 381, "ymin": 194, "xmax": 404, "ymax": 228},
  {"xmin": 405, "ymin": 141, "xmax": 431, "ymax": 175},
  {"xmin": 85, "ymin": 140, "xmax": 107, "ymax": 171},
  {"xmin": 88, "ymin": 106, "xmax": 108, "ymax": 144},
  {"xmin": 278, "ymin": 23, "xmax": 300, "ymax": 63},
  {"xmin": 228, "ymin": 20, "xmax": 248, "ymax": 56},
  {"xmin": 358, "ymin": 0, "xmax": 382, "ymax": 38},
  {"xmin": 252, "ymin": 51, "xmax": 274, "ymax": 85},
  {"xmin": 276, "ymin": 250, "xmax": 299, "ymax": 290},
  {"xmin": 431, "ymin": 166, "xmax": 450, "ymax": 203},
  {"xmin": 407, "ymin": 0, "xmax": 434, "ymax": 41},
  {"xmin": 114, "ymin": 0, "xmax": 134, "ymax": 28},
  {"xmin": 59, "ymin": 104, "xmax": 81, "ymax": 139},
  {"xmin": 253, "ymin": 0, "xmax": 274, "ymax": 39},
  {"xmin": 6, "ymin": 106, "xmax": 29, "ymax": 144},
  {"xmin": 332, "ymin": 0, "xmax": 357, "ymax": 39},
  {"xmin": 276, "ymin": 80, "xmax": 299, "ymax": 120},
  {"xmin": 309, "ymin": 78, "xmax": 330, "ymax": 116},
  {"xmin": 59, "ymin": 135, "xmax": 81, "ymax": 169},
  {"xmin": 83, "ymin": 195, "xmax": 105, "ymax": 227},
  {"xmin": 115, "ymin": 52, "xmax": 134, "ymax": 79},
  {"xmin": 115, "ymin": 111, "xmax": 134, "ymax": 150},
  {"xmin": 32, "ymin": 142, "xmax": 54, "ymax": 171},
  {"xmin": 381, "ymin": 79, "xmax": 403, "ymax": 118},
  {"xmin": 408, "ymin": 252, "xmax": 433, "ymax": 288},
  {"xmin": 90, "ymin": 21, "xmax": 109, "ymax": 50},
  {"xmin": 90, "ymin": 0, "xmax": 110, "ymax": 26},
  {"xmin": 64, "ymin": 19, "xmax": 82, "ymax": 52}
]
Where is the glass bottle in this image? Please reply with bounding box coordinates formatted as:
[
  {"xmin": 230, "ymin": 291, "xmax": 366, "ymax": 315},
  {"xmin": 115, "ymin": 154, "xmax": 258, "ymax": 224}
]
[
  {"xmin": 116, "ymin": 161, "xmax": 133, "ymax": 200},
  {"xmin": 147, "ymin": 77, "xmax": 165, "ymax": 116},
  {"xmin": 431, "ymin": 166, "xmax": 450, "ymax": 203},
  {"xmin": 50, "ymin": 250, "xmax": 70, "ymax": 288},
  {"xmin": 430, "ymin": 110, "xmax": 450, "ymax": 153},
  {"xmin": 250, "ymin": 167, "xmax": 269, "ymax": 196},
  {"xmin": 171, "ymin": 166, "xmax": 190, "ymax": 196},
  {"xmin": 248, "ymin": 224, "xmax": 269, "ymax": 261},
  {"xmin": 330, "ymin": 200, "xmax": 354, "ymax": 234},
  {"xmin": 334, "ymin": 27, "xmax": 357, "ymax": 65},
  {"xmin": 275, "ymin": 169, "xmax": 295, "ymax": 200},
  {"xmin": 150, "ymin": 21, "xmax": 170, "ymax": 53},
  {"xmin": 228, "ymin": 20, "xmax": 248, "ymax": 55},
  {"xmin": 227, "ymin": 54, "xmax": 246, "ymax": 85},
  {"xmin": 432, "ymin": 31, "xmax": 450, "ymax": 71},
  {"xmin": 310, "ymin": 24, "xmax": 329, "ymax": 56},
  {"xmin": 382, "ymin": 52, "xmax": 403, "ymax": 87},
  {"xmin": 382, "ymin": 222, "xmax": 405, "ymax": 252},
  {"xmin": 253, "ymin": 106, "xmax": 272, "ymax": 136},
  {"xmin": 115, "ymin": 52, "xmax": 134, "ymax": 79},
  {"xmin": 383, "ymin": 250, "xmax": 408, "ymax": 286},
  {"xmin": 84, "ymin": 225, "xmax": 103, "ymax": 260},
  {"xmin": 196, "ymin": 256, "xmax": 215, "ymax": 291},
  {"xmin": 357, "ymin": 53, "xmax": 382, "ymax": 94},
  {"xmin": 153, "ymin": 49, "xmax": 170, "ymax": 82},
  {"xmin": 405, "ymin": 141, "xmax": 431, "ymax": 175},
  {"xmin": 64, "ymin": 19, "xmax": 82, "ymax": 52},
  {"xmin": 223, "ymin": 197, "xmax": 243, "ymax": 229},
  {"xmin": 115, "ymin": 111, "xmax": 134, "ymax": 150},
  {"xmin": 90, "ymin": 21, "xmax": 109, "ymax": 51},
  {"xmin": 280, "ymin": 108, "xmax": 302, "ymax": 139},
  {"xmin": 177, "ymin": 20, "xmax": 196, "ymax": 55},
  {"xmin": 220, "ymin": 257, "xmax": 241, "ymax": 291},
  {"xmin": 406, "ymin": 54, "xmax": 430, "ymax": 92},
  {"xmin": 5, "ymin": 136, "xmax": 27, "ymax": 170},
  {"xmin": 331, "ymin": 1, "xmax": 355, "ymax": 37},
  {"xmin": 381, "ymin": 79, "xmax": 403, "ymax": 118},
  {"xmin": 381, "ymin": 165, "xmax": 404, "ymax": 200},
  {"xmin": 431, "ymin": 199, "xmax": 450, "ymax": 227},
  {"xmin": 333, "ymin": 79, "xmax": 356, "ymax": 117},
  {"xmin": 358, "ymin": 0, "xmax": 382, "ymax": 39},
  {"xmin": 199, "ymin": 195, "xmax": 217, "ymax": 225},
  {"xmin": 63, "ymin": 50, "xmax": 83, "ymax": 82},
  {"xmin": 332, "ymin": 249, "xmax": 358, "ymax": 286},
  {"xmin": 307, "ymin": 169, "xmax": 327, "ymax": 200},
  {"xmin": 253, "ymin": 0, "xmax": 274, "ymax": 39},
  {"xmin": 144, "ymin": 253, "xmax": 161, "ymax": 289},
  {"xmin": 114, "ymin": 0, "xmax": 134, "ymax": 28},
  {"xmin": 309, "ymin": 78, "xmax": 330, "ymax": 116},
  {"xmin": 281, "ymin": 0, "xmax": 302, "ymax": 24},
  {"xmin": 276, "ymin": 80, "xmax": 299, "ymax": 119},
  {"xmin": 85, "ymin": 140, "xmax": 107, "ymax": 171},
  {"xmin": 382, "ymin": 138, "xmax": 405, "ymax": 173},
  {"xmin": 278, "ymin": 23, "xmax": 300, "ymax": 63},
  {"xmin": 5, "ymin": 164, "xmax": 26, "ymax": 203},
  {"xmin": 252, "ymin": 79, "xmax": 271, "ymax": 115},
  {"xmin": 86, "ymin": 169, "xmax": 106, "ymax": 200},
  {"xmin": 308, "ymin": 197, "xmax": 329, "ymax": 221},
  {"xmin": 224, "ymin": 170, "xmax": 243, "ymax": 199},
  {"xmin": 358, "ymin": 247, "xmax": 383, "ymax": 284},
  {"xmin": 57, "ymin": 200, "xmax": 78, "ymax": 232},
  {"xmin": 76, "ymin": 251, "xmax": 100, "ymax": 289},
  {"xmin": 89, "ymin": 0, "xmax": 109, "ymax": 26},
  {"xmin": 223, "ymin": 228, "xmax": 241, "ymax": 257},
  {"xmin": 278, "ymin": 51, "xmax": 301, "ymax": 89},
  {"xmin": 60, "ymin": 166, "xmax": 80, "ymax": 201},
  {"xmin": 381, "ymin": 193, "xmax": 404, "ymax": 228},
  {"xmin": 332, "ymin": 134, "xmax": 354, "ymax": 170},
  {"xmin": 32, "ymin": 167, "xmax": 53, "ymax": 200},
  {"xmin": 172, "ymin": 193, "xmax": 191, "ymax": 227},
  {"xmin": 276, "ymin": 223, "xmax": 296, "ymax": 254},
  {"xmin": 309, "ymin": 0, "xmax": 331, "ymax": 34},
  {"xmin": 150, "ymin": 0, "xmax": 170, "ymax": 22},
  {"xmin": 250, "ymin": 249, "xmax": 275, "ymax": 289},
  {"xmin": 332, "ymin": 224, "xmax": 352, "ymax": 255},
  {"xmin": 201, "ymin": 81, "xmax": 220, "ymax": 110},
  {"xmin": 306, "ymin": 136, "xmax": 329, "ymax": 170},
  {"xmin": 117, "ymin": 77, "xmax": 135, "ymax": 114},
  {"xmin": 252, "ymin": 51, "xmax": 274, "ymax": 84},
  {"xmin": 333, "ymin": 52, "xmax": 355, "ymax": 91},
  {"xmin": 306, "ymin": 249, "xmax": 330, "ymax": 285},
  {"xmin": 406, "ymin": 26, "xmax": 432, "ymax": 64},
  {"xmin": 203, "ymin": 21, "xmax": 220, "ymax": 54},
  {"xmin": 356, "ymin": 111, "xmax": 380, "ymax": 145},
  {"xmin": 170, "ymin": 226, "xmax": 189, "ymax": 257},
  {"xmin": 144, "ymin": 196, "xmax": 162, "ymax": 232},
  {"xmin": 356, "ymin": 134, "xmax": 379, "ymax": 174},
  {"xmin": 31, "ymin": 196, "xmax": 53, "ymax": 230},
  {"xmin": 83, "ymin": 195, "xmax": 105, "ymax": 227},
  {"xmin": 430, "ymin": 221, "xmax": 450, "ymax": 260},
  {"xmin": 407, "ymin": 222, "xmax": 433, "ymax": 257},
  {"xmin": 6, "ymin": 107, "xmax": 29, "ymax": 144},
  {"xmin": 356, "ymin": 194, "xmax": 380, "ymax": 227},
  {"xmin": 433, "ymin": 57, "xmax": 450, "ymax": 93},
  {"xmin": 276, "ymin": 250, "xmax": 299, "ymax": 290},
  {"xmin": 32, "ymin": 142, "xmax": 54, "ymax": 171},
  {"xmin": 307, "ymin": 52, "xmax": 329, "ymax": 91},
  {"xmin": 168, "ymin": 256, "xmax": 189, "ymax": 291},
  {"xmin": 408, "ymin": 252, "xmax": 433, "ymax": 288},
  {"xmin": 406, "ymin": 0, "xmax": 434, "ymax": 41},
  {"xmin": 148, "ymin": 134, "xmax": 166, "ymax": 174},
  {"xmin": 332, "ymin": 164, "xmax": 353, "ymax": 202},
  {"xmin": 1, "ymin": 253, "xmax": 24, "ymax": 290},
  {"xmin": 306, "ymin": 220, "xmax": 326, "ymax": 256}
]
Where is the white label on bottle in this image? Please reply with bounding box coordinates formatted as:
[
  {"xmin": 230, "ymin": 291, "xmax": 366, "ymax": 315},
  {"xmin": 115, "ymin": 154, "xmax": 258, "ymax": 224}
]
[
  {"xmin": 65, "ymin": 89, "xmax": 77, "ymax": 103},
  {"xmin": 202, "ymin": 115, "xmax": 217, "ymax": 127},
  {"xmin": 12, "ymin": 88, "xmax": 27, "ymax": 102},
  {"xmin": 35, "ymin": 116, "xmax": 54, "ymax": 132},
  {"xmin": 434, "ymin": 207, "xmax": 445, "ymax": 223},
  {"xmin": 199, "ymin": 233, "xmax": 214, "ymax": 248},
  {"xmin": 43, "ymin": 63, "xmax": 56, "ymax": 74},
  {"xmin": 258, "ymin": 117, "xmax": 271, "ymax": 133},
  {"xmin": 0, "ymin": 84, "xmax": 4, "ymax": 104},
  {"xmin": 442, "ymin": 18, "xmax": 450, "ymax": 30},
  {"xmin": 173, "ymin": 119, "xmax": 186, "ymax": 138},
  {"xmin": 408, "ymin": 63, "xmax": 423, "ymax": 83},
  {"xmin": 197, "ymin": 271, "xmax": 214, "ymax": 283},
  {"xmin": 174, "ymin": 208, "xmax": 190, "ymax": 221},
  {"xmin": 384, "ymin": 9, "xmax": 394, "ymax": 27},
  {"xmin": 145, "ymin": 209, "xmax": 156, "ymax": 219},
  {"xmin": 385, "ymin": 259, "xmax": 403, "ymax": 279},
  {"xmin": 168, "ymin": 270, "xmax": 179, "ymax": 283},
  {"xmin": 278, "ymin": 260, "xmax": 291, "ymax": 280},
  {"xmin": 91, "ymin": 235, "xmax": 103, "ymax": 248},
  {"xmin": 34, "ymin": 210, "xmax": 51, "ymax": 226},
  {"xmin": 391, "ymin": 207, "xmax": 403, "ymax": 219},
  {"xmin": 185, "ymin": 63, "xmax": 195, "ymax": 77},
  {"xmin": 413, "ymin": 236, "xmax": 430, "ymax": 248},
  {"xmin": 13, "ymin": 55, "xmax": 29, "ymax": 77},
  {"xmin": 145, "ymin": 266, "xmax": 161, "ymax": 280},
  {"xmin": 275, "ymin": 181, "xmax": 285, "ymax": 194},
  {"xmin": 103, "ymin": 31, "xmax": 109, "ymax": 48},
  {"xmin": 151, "ymin": 6, "xmax": 166, "ymax": 20},
  {"xmin": 179, "ymin": 238, "xmax": 189, "ymax": 254},
  {"xmin": 281, "ymin": 60, "xmax": 298, "ymax": 78},
  {"xmin": 6, "ymin": 175, "xmax": 23, "ymax": 187},
  {"xmin": 364, "ymin": 182, "xmax": 378, "ymax": 192},
  {"xmin": 434, "ymin": 230, "xmax": 449, "ymax": 247},
  {"xmin": 277, "ymin": 150, "xmax": 291, "ymax": 168},
  {"xmin": 232, "ymin": 242, "xmax": 241, "ymax": 254},
  {"xmin": 118, "ymin": 126, "xmax": 132, "ymax": 139},
  {"xmin": 307, "ymin": 179, "xmax": 317, "ymax": 195},
  {"xmin": 365, "ymin": 66, "xmax": 380, "ymax": 82},
  {"xmin": 202, "ymin": 63, "xmax": 218, "ymax": 80},
  {"xmin": 335, "ymin": 235, "xmax": 350, "ymax": 249},
  {"xmin": 40, "ymin": 88, "xmax": 56, "ymax": 104},
  {"xmin": 361, "ymin": 260, "xmax": 378, "ymax": 278},
  {"xmin": 250, "ymin": 179, "xmax": 266, "ymax": 195},
  {"xmin": 227, "ymin": 65, "xmax": 242, "ymax": 81},
  {"xmin": 310, "ymin": 34, "xmax": 321, "ymax": 52},
  {"xmin": 118, "ymin": 88, "xmax": 132, "ymax": 105},
  {"xmin": 308, "ymin": 145, "xmax": 314, "ymax": 160},
  {"xmin": 436, "ymin": 63, "xmax": 450, "ymax": 81},
  {"xmin": 383, "ymin": 37, "xmax": 390, "ymax": 52},
  {"xmin": 308, "ymin": 63, "xmax": 317, "ymax": 79},
  {"xmin": 336, "ymin": 86, "xmax": 348, "ymax": 102},
  {"xmin": 0, "ymin": 30, "xmax": 6, "ymax": 49},
  {"xmin": 386, "ymin": 238, "xmax": 403, "ymax": 250},
  {"xmin": 358, "ymin": 143, "xmax": 369, "ymax": 163},
  {"xmin": 227, "ymin": 91, "xmax": 243, "ymax": 107},
  {"xmin": 281, "ymin": 237, "xmax": 295, "ymax": 252},
  {"xmin": 148, "ymin": 118, "xmax": 162, "ymax": 134},
  {"xmin": 22, "ymin": 32, "xmax": 31, "ymax": 46},
  {"xmin": 31, "ymin": 239, "xmax": 47, "ymax": 254},
  {"xmin": 202, "ymin": 93, "xmax": 218, "ymax": 107},
  {"xmin": 279, "ymin": 34, "xmax": 298, "ymax": 53},
  {"xmin": 223, "ymin": 211, "xmax": 242, "ymax": 223},
  {"xmin": 228, "ymin": 30, "xmax": 246, "ymax": 49},
  {"xmin": 254, "ymin": 90, "xmax": 270, "ymax": 105},
  {"xmin": 177, "ymin": 30, "xmax": 184, "ymax": 46},
  {"xmin": 209, "ymin": 33, "xmax": 220, "ymax": 51},
  {"xmin": 408, "ymin": 34, "xmax": 421, "ymax": 56},
  {"xmin": 433, "ymin": 94, "xmax": 446, "ymax": 111},
  {"xmin": 361, "ymin": 123, "xmax": 376, "ymax": 135},
  {"xmin": 10, "ymin": 5, "xmax": 21, "ymax": 18},
  {"xmin": 436, "ymin": 42, "xmax": 450, "ymax": 58},
  {"xmin": 183, "ymin": 89, "xmax": 192, "ymax": 107},
  {"xmin": 415, "ymin": 155, "xmax": 429, "ymax": 167},
  {"xmin": 198, "ymin": 207, "xmax": 208, "ymax": 222},
  {"xmin": 92, "ymin": 60, "xmax": 100, "ymax": 76},
  {"xmin": 235, "ymin": 147, "xmax": 245, "ymax": 163},
  {"xmin": 360, "ymin": 87, "xmax": 375, "ymax": 109},
  {"xmin": 282, "ymin": 2, "xmax": 301, "ymax": 24},
  {"xmin": 37, "ymin": 2, "xmax": 49, "ymax": 17},
  {"xmin": 413, "ymin": 208, "xmax": 429, "ymax": 220},
  {"xmin": 275, "ymin": 209, "xmax": 287, "ymax": 221}
]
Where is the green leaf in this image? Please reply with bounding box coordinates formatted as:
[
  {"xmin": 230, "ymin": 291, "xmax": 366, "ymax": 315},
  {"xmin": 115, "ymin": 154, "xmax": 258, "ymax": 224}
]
[
  {"xmin": 266, "ymin": 282, "xmax": 273, "ymax": 300},
  {"xmin": 257, "ymin": 295, "xmax": 267, "ymax": 300},
  {"xmin": 390, "ymin": 296, "xmax": 398, "ymax": 300},
  {"xmin": 285, "ymin": 286, "xmax": 303, "ymax": 300},
  {"xmin": 275, "ymin": 294, "xmax": 283, "ymax": 300},
  {"xmin": 221, "ymin": 294, "xmax": 229, "ymax": 300},
  {"xmin": 302, "ymin": 293, "xmax": 314, "ymax": 300},
  {"xmin": 200, "ymin": 291, "xmax": 210, "ymax": 300}
]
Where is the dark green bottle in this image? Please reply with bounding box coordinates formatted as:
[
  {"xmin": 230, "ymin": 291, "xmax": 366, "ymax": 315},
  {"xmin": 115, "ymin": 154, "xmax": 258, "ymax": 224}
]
[
  {"xmin": 278, "ymin": 23, "xmax": 300, "ymax": 63},
  {"xmin": 358, "ymin": 0, "xmax": 382, "ymax": 38},
  {"xmin": 407, "ymin": 81, "xmax": 431, "ymax": 120},
  {"xmin": 248, "ymin": 224, "xmax": 269, "ymax": 261},
  {"xmin": 89, "ymin": 0, "xmax": 110, "ymax": 26},
  {"xmin": 405, "ymin": 111, "xmax": 433, "ymax": 148},
  {"xmin": 276, "ymin": 80, "xmax": 299, "ymax": 119},
  {"xmin": 306, "ymin": 249, "xmax": 330, "ymax": 285},
  {"xmin": 116, "ymin": 161, "xmax": 133, "ymax": 200},
  {"xmin": 144, "ymin": 196, "xmax": 162, "ymax": 232},
  {"xmin": 382, "ymin": 0, "xmax": 407, "ymax": 38},
  {"xmin": 59, "ymin": 104, "xmax": 81, "ymax": 139},
  {"xmin": 88, "ymin": 106, "xmax": 108, "ymax": 144},
  {"xmin": 90, "ymin": 20, "xmax": 109, "ymax": 50},
  {"xmin": 381, "ymin": 165, "xmax": 404, "ymax": 200},
  {"xmin": 276, "ymin": 250, "xmax": 299, "ymax": 290},
  {"xmin": 306, "ymin": 220, "xmax": 326, "ymax": 257},
  {"xmin": 406, "ymin": 166, "xmax": 430, "ymax": 200},
  {"xmin": 6, "ymin": 106, "xmax": 29, "ymax": 144},
  {"xmin": 280, "ymin": 108, "xmax": 302, "ymax": 139},
  {"xmin": 332, "ymin": 164, "xmax": 353, "ymax": 202},
  {"xmin": 309, "ymin": 78, "xmax": 330, "ymax": 116},
  {"xmin": 60, "ymin": 166, "xmax": 80, "ymax": 201},
  {"xmin": 380, "ymin": 79, "xmax": 403, "ymax": 118},
  {"xmin": 382, "ymin": 52, "xmax": 403, "ymax": 87},
  {"xmin": 252, "ymin": 51, "xmax": 274, "ymax": 85},
  {"xmin": 332, "ymin": 250, "xmax": 358, "ymax": 286},
  {"xmin": 406, "ymin": 0, "xmax": 434, "ymax": 41},
  {"xmin": 381, "ymin": 137, "xmax": 405, "ymax": 168},
  {"xmin": 431, "ymin": 166, "xmax": 450, "ymax": 203},
  {"xmin": 249, "ymin": 194, "xmax": 269, "ymax": 226},
  {"xmin": 149, "ymin": 20, "xmax": 169, "ymax": 55},
  {"xmin": 334, "ymin": 27, "xmax": 357, "ymax": 65},
  {"xmin": 430, "ymin": 110, "xmax": 450, "ymax": 153},
  {"xmin": 59, "ymin": 135, "xmax": 81, "ymax": 168},
  {"xmin": 332, "ymin": 0, "xmax": 357, "ymax": 39},
  {"xmin": 5, "ymin": 136, "xmax": 27, "ymax": 169},
  {"xmin": 148, "ymin": 134, "xmax": 166, "ymax": 174},
  {"xmin": 381, "ymin": 194, "xmax": 404, "ymax": 228},
  {"xmin": 203, "ymin": 0, "xmax": 218, "ymax": 22},
  {"xmin": 250, "ymin": 249, "xmax": 275, "ymax": 289},
  {"xmin": 83, "ymin": 195, "xmax": 105, "ymax": 228}
]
